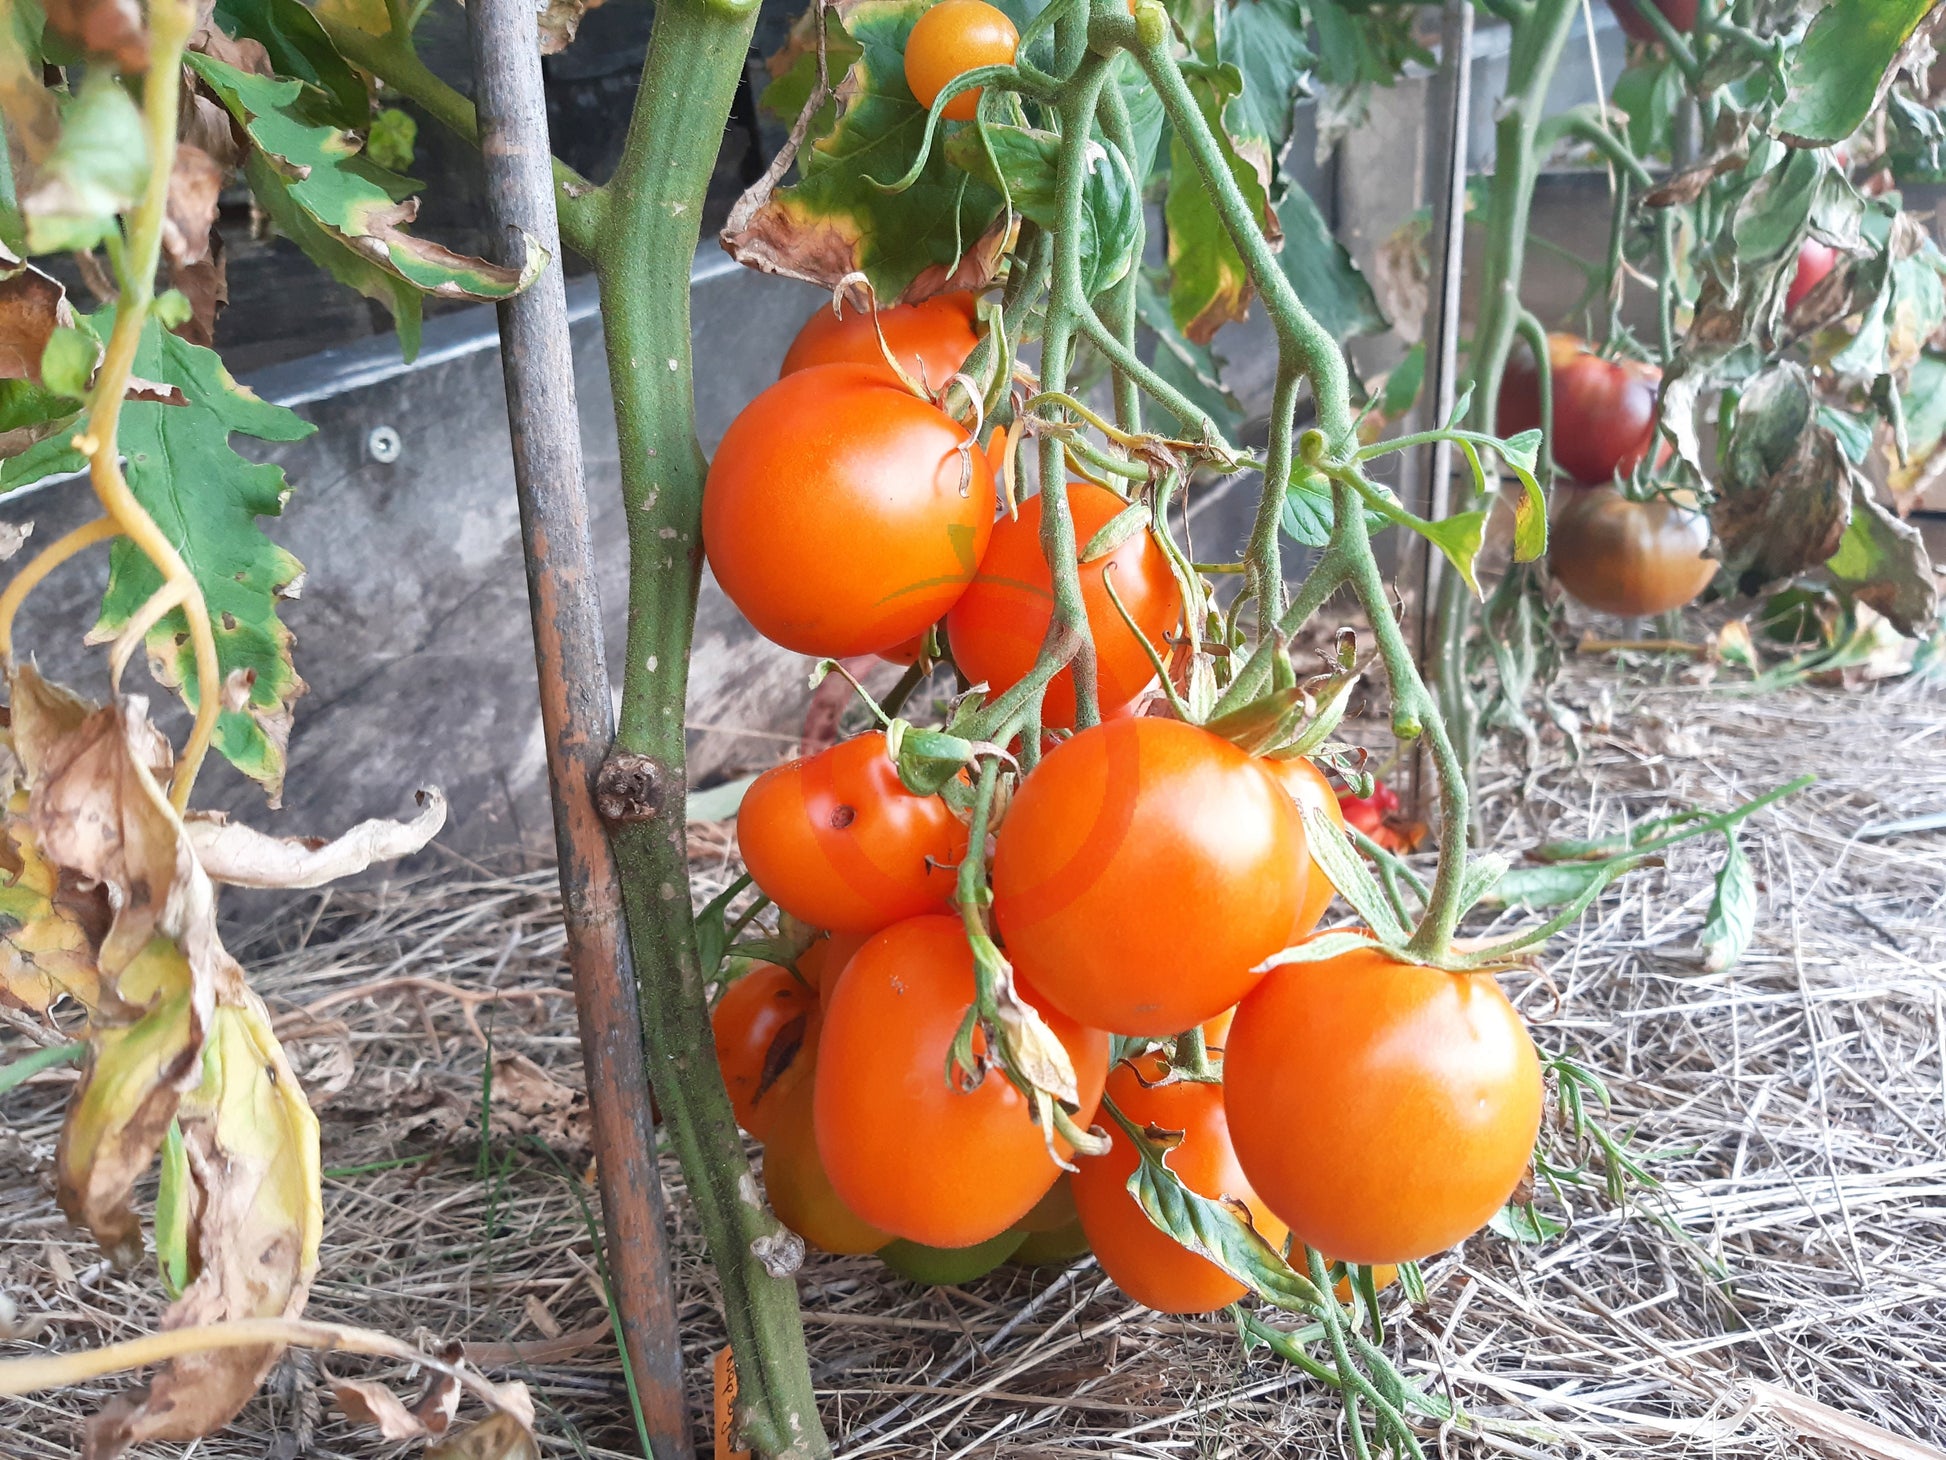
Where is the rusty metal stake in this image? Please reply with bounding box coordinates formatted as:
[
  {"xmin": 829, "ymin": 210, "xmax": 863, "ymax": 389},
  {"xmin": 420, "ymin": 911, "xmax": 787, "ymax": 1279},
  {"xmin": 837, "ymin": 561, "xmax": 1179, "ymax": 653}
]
[{"xmin": 464, "ymin": 8, "xmax": 692, "ymax": 1456}]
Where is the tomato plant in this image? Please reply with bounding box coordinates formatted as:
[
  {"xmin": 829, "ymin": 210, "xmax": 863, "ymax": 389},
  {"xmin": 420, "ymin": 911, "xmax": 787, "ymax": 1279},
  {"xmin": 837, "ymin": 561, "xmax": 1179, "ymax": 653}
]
[
  {"xmin": 814, "ymin": 915, "xmax": 1107, "ymax": 1248},
  {"xmin": 947, "ymin": 481, "xmax": 1179, "ymax": 728},
  {"xmin": 713, "ymin": 963, "xmax": 819, "ymax": 1140},
  {"xmin": 737, "ymin": 731, "xmax": 967, "ymax": 934},
  {"xmin": 780, "ymin": 292, "xmax": 981, "ymax": 387},
  {"xmin": 1550, "ymin": 485, "xmax": 1718, "ymax": 618},
  {"xmin": 1224, "ymin": 944, "xmax": 1543, "ymax": 1264},
  {"xmin": 702, "ymin": 362, "xmax": 996, "ymax": 657},
  {"xmin": 991, "ymin": 717, "xmax": 1305, "ymax": 1038},
  {"xmin": 1072, "ymin": 1053, "xmax": 1287, "ymax": 1314}
]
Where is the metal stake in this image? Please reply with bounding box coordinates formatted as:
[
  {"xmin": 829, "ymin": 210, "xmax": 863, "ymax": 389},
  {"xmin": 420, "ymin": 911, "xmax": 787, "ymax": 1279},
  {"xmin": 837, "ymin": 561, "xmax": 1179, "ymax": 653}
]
[{"xmin": 463, "ymin": 9, "xmax": 693, "ymax": 1456}]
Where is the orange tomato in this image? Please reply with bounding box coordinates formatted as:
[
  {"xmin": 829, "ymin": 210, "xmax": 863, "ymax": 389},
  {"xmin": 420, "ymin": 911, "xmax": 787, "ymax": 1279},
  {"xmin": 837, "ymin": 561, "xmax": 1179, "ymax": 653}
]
[
  {"xmin": 946, "ymin": 482, "xmax": 1179, "ymax": 728},
  {"xmin": 992, "ymin": 717, "xmax": 1305, "ymax": 1037},
  {"xmin": 903, "ymin": 0, "xmax": 1018, "ymax": 121},
  {"xmin": 796, "ymin": 928, "xmax": 871, "ymax": 1002},
  {"xmin": 815, "ymin": 915, "xmax": 1109, "ymax": 1247},
  {"xmin": 1224, "ymin": 943, "xmax": 1543, "ymax": 1264},
  {"xmin": 1261, "ymin": 756, "xmax": 1343, "ymax": 939},
  {"xmin": 764, "ymin": 1069, "xmax": 891, "ymax": 1255},
  {"xmin": 737, "ymin": 732, "xmax": 967, "ymax": 934},
  {"xmin": 1549, "ymin": 484, "xmax": 1717, "ymax": 618},
  {"xmin": 703, "ymin": 363, "xmax": 995, "ymax": 657},
  {"xmin": 1072, "ymin": 1054, "xmax": 1287, "ymax": 1313},
  {"xmin": 711, "ymin": 963, "xmax": 818, "ymax": 1140},
  {"xmin": 1332, "ymin": 1262, "xmax": 1399, "ymax": 1303},
  {"xmin": 781, "ymin": 293, "xmax": 980, "ymax": 390}
]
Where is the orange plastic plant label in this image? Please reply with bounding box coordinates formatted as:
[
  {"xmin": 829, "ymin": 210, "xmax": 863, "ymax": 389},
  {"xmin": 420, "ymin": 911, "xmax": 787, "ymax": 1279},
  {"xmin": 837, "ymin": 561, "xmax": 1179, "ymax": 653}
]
[{"xmin": 714, "ymin": 1347, "xmax": 751, "ymax": 1460}]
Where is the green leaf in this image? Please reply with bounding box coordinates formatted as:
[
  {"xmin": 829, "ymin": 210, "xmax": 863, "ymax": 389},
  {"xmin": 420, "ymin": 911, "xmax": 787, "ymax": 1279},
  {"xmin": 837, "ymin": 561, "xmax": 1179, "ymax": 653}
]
[
  {"xmin": 20, "ymin": 71, "xmax": 147, "ymax": 254},
  {"xmin": 1136, "ymin": 271, "xmax": 1246, "ymax": 440},
  {"xmin": 1273, "ymin": 180, "xmax": 1383, "ymax": 342},
  {"xmin": 1612, "ymin": 57, "xmax": 1680, "ymax": 161},
  {"xmin": 1484, "ymin": 861, "xmax": 1613, "ymax": 911},
  {"xmin": 945, "ymin": 126, "xmax": 1137, "ymax": 296},
  {"xmin": 214, "ymin": 0, "xmax": 371, "ymax": 128},
  {"xmin": 1699, "ymin": 833, "xmax": 1755, "ymax": 972},
  {"xmin": 38, "ymin": 325, "xmax": 93, "ymax": 399},
  {"xmin": 1295, "ymin": 799, "xmax": 1408, "ymax": 944},
  {"xmin": 1111, "ymin": 51, "xmax": 1165, "ymax": 183},
  {"xmin": 155, "ymin": 1117, "xmax": 192, "ymax": 1300},
  {"xmin": 1282, "ymin": 468, "xmax": 1335, "ymax": 548},
  {"xmin": 1413, "ymin": 508, "xmax": 1489, "ymax": 597},
  {"xmin": 1826, "ymin": 468, "xmax": 1939, "ymax": 636},
  {"xmin": 1489, "ymin": 1203, "xmax": 1565, "ymax": 1244},
  {"xmin": 1218, "ymin": 0, "xmax": 1311, "ymax": 159},
  {"xmin": 189, "ymin": 55, "xmax": 544, "ymax": 363},
  {"xmin": 1378, "ymin": 341, "xmax": 1425, "ymax": 420},
  {"xmin": 725, "ymin": 0, "xmax": 1007, "ymax": 304},
  {"xmin": 760, "ymin": 3, "xmax": 864, "ymax": 131},
  {"xmin": 1776, "ymin": 0, "xmax": 1941, "ymax": 146},
  {"xmin": 365, "ymin": 107, "xmax": 417, "ymax": 175},
  {"xmin": 4, "ymin": 313, "xmax": 315, "ymax": 798},
  {"xmin": 1457, "ymin": 852, "xmax": 1510, "ymax": 917}
]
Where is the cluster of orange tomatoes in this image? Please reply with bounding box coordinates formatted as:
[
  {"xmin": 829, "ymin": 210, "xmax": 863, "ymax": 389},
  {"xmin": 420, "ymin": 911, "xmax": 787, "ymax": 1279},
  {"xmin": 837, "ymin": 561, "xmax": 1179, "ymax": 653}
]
[{"xmin": 700, "ymin": 294, "xmax": 1544, "ymax": 1311}]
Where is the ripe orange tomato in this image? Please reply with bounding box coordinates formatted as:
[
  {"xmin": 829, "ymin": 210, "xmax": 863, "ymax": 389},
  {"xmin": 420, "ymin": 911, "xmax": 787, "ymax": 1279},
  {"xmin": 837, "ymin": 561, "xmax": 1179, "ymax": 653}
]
[
  {"xmin": 904, "ymin": 0, "xmax": 1018, "ymax": 121},
  {"xmin": 992, "ymin": 717, "xmax": 1305, "ymax": 1037},
  {"xmin": 1498, "ymin": 335, "xmax": 1663, "ymax": 487},
  {"xmin": 1071, "ymin": 1053, "xmax": 1287, "ymax": 1313},
  {"xmin": 1261, "ymin": 756, "xmax": 1343, "ymax": 939},
  {"xmin": 712, "ymin": 963, "xmax": 818, "ymax": 1140},
  {"xmin": 703, "ymin": 363, "xmax": 995, "ymax": 657},
  {"xmin": 1223, "ymin": 944, "xmax": 1543, "ymax": 1264},
  {"xmin": 1336, "ymin": 777, "xmax": 1399, "ymax": 837},
  {"xmin": 947, "ymin": 482, "xmax": 1179, "ymax": 729},
  {"xmin": 764, "ymin": 1069, "xmax": 891, "ymax": 1255},
  {"xmin": 1549, "ymin": 483, "xmax": 1716, "ymax": 617},
  {"xmin": 796, "ymin": 928, "xmax": 871, "ymax": 1003},
  {"xmin": 781, "ymin": 293, "xmax": 980, "ymax": 389},
  {"xmin": 738, "ymin": 732, "xmax": 967, "ymax": 934},
  {"xmin": 815, "ymin": 914, "xmax": 1109, "ymax": 1248}
]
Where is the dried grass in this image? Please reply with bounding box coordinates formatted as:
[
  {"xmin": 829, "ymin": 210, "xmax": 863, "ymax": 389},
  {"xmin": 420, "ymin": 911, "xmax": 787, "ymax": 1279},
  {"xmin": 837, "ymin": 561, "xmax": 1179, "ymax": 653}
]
[{"xmin": 3, "ymin": 658, "xmax": 1945, "ymax": 1460}]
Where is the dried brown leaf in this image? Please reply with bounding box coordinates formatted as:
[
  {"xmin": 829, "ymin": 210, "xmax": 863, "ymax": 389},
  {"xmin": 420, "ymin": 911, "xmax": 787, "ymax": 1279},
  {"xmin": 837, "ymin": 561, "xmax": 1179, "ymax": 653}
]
[
  {"xmin": 163, "ymin": 145, "xmax": 224, "ymax": 269},
  {"xmin": 41, "ymin": 0, "xmax": 148, "ymax": 73},
  {"xmin": 0, "ymin": 262, "xmax": 75, "ymax": 382},
  {"xmin": 183, "ymin": 787, "xmax": 446, "ymax": 889},
  {"xmin": 426, "ymin": 1404, "xmax": 540, "ymax": 1460},
  {"xmin": 168, "ymin": 233, "xmax": 229, "ymax": 348}
]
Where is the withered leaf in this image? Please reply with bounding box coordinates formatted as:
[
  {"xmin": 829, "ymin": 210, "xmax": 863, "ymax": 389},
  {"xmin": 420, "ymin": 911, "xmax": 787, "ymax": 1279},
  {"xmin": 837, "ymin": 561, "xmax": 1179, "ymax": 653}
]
[
  {"xmin": 184, "ymin": 787, "xmax": 446, "ymax": 889},
  {"xmin": 992, "ymin": 969, "xmax": 1080, "ymax": 1108},
  {"xmin": 0, "ymin": 262, "xmax": 76, "ymax": 382},
  {"xmin": 0, "ymin": 805, "xmax": 101, "ymax": 1015},
  {"xmin": 83, "ymin": 996, "xmax": 321, "ymax": 1459},
  {"xmin": 169, "ymin": 231, "xmax": 229, "ymax": 349},
  {"xmin": 1826, "ymin": 469, "xmax": 1940, "ymax": 636},
  {"xmin": 426, "ymin": 1400, "xmax": 540, "ymax": 1460},
  {"xmin": 537, "ymin": 0, "xmax": 604, "ymax": 54},
  {"xmin": 1712, "ymin": 363, "xmax": 1852, "ymax": 592},
  {"xmin": 163, "ymin": 145, "xmax": 225, "ymax": 269},
  {"xmin": 41, "ymin": 0, "xmax": 149, "ymax": 74}
]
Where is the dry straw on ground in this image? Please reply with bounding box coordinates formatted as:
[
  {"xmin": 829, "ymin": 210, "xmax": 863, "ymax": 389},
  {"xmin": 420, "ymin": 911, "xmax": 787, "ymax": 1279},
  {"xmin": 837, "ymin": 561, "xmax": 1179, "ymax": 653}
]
[{"xmin": 3, "ymin": 658, "xmax": 1945, "ymax": 1459}]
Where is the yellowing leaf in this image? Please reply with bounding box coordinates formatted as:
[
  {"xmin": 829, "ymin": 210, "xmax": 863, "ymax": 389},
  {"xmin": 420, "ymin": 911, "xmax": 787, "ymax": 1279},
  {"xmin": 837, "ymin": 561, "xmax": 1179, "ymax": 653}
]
[
  {"xmin": 85, "ymin": 996, "xmax": 320, "ymax": 1457},
  {"xmin": 0, "ymin": 804, "xmax": 100, "ymax": 1015}
]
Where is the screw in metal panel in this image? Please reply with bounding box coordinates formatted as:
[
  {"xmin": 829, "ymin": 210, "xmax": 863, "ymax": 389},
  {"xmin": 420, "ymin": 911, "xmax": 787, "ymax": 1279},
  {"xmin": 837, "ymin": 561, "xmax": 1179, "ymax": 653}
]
[{"xmin": 366, "ymin": 425, "xmax": 403, "ymax": 464}]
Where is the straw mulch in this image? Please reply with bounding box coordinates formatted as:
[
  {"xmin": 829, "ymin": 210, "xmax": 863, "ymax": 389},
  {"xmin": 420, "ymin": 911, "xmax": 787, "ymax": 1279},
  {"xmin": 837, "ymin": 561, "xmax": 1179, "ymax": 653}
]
[{"xmin": 3, "ymin": 656, "xmax": 1945, "ymax": 1460}]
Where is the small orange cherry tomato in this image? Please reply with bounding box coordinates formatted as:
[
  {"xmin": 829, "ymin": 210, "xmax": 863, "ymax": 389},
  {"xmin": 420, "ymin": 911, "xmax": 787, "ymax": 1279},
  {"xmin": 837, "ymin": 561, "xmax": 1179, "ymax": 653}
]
[
  {"xmin": 1224, "ymin": 943, "xmax": 1543, "ymax": 1264},
  {"xmin": 738, "ymin": 731, "xmax": 967, "ymax": 934},
  {"xmin": 1071, "ymin": 1053, "xmax": 1287, "ymax": 1314},
  {"xmin": 764, "ymin": 1068, "xmax": 891, "ymax": 1255},
  {"xmin": 781, "ymin": 293, "xmax": 980, "ymax": 390},
  {"xmin": 815, "ymin": 914, "xmax": 1109, "ymax": 1248},
  {"xmin": 1260, "ymin": 756, "xmax": 1344, "ymax": 939},
  {"xmin": 703, "ymin": 362, "xmax": 996, "ymax": 658},
  {"xmin": 992, "ymin": 717, "xmax": 1305, "ymax": 1037},
  {"xmin": 903, "ymin": 0, "xmax": 1018, "ymax": 121},
  {"xmin": 947, "ymin": 481, "xmax": 1180, "ymax": 729},
  {"xmin": 712, "ymin": 963, "xmax": 818, "ymax": 1140}
]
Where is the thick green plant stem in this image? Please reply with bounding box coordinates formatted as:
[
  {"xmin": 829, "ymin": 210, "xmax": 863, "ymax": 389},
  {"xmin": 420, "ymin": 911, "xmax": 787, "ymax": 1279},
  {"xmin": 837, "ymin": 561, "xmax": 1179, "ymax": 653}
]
[
  {"xmin": 1430, "ymin": 0, "xmax": 1579, "ymax": 781},
  {"xmin": 593, "ymin": 1, "xmax": 826, "ymax": 1454},
  {"xmin": 1030, "ymin": 38, "xmax": 1115, "ymax": 730}
]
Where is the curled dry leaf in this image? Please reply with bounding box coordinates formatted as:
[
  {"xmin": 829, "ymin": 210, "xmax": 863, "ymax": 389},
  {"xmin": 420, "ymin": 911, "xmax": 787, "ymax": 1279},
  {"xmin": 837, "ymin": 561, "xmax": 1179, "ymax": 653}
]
[
  {"xmin": 0, "ymin": 806, "xmax": 102, "ymax": 1015},
  {"xmin": 163, "ymin": 144, "xmax": 225, "ymax": 269},
  {"xmin": 184, "ymin": 787, "xmax": 446, "ymax": 889},
  {"xmin": 536, "ymin": 0, "xmax": 604, "ymax": 54},
  {"xmin": 426, "ymin": 1407, "xmax": 542, "ymax": 1460},
  {"xmin": 0, "ymin": 260, "xmax": 76, "ymax": 382},
  {"xmin": 991, "ymin": 968, "xmax": 1081, "ymax": 1108}
]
